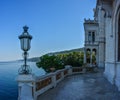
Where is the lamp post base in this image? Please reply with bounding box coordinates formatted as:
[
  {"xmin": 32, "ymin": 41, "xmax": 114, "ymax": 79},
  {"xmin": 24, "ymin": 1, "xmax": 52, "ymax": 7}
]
[
  {"xmin": 16, "ymin": 74, "xmax": 35, "ymax": 100},
  {"xmin": 18, "ymin": 65, "xmax": 32, "ymax": 74}
]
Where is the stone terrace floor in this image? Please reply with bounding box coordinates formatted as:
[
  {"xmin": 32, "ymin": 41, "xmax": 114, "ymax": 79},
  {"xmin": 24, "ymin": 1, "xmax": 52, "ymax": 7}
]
[{"xmin": 38, "ymin": 69, "xmax": 120, "ymax": 100}]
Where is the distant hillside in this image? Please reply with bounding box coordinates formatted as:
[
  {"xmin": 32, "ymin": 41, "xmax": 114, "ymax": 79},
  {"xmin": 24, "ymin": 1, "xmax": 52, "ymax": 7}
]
[
  {"xmin": 28, "ymin": 57, "xmax": 40, "ymax": 62},
  {"xmin": 47, "ymin": 48, "xmax": 84, "ymax": 56},
  {"xmin": 28, "ymin": 48, "xmax": 84, "ymax": 62}
]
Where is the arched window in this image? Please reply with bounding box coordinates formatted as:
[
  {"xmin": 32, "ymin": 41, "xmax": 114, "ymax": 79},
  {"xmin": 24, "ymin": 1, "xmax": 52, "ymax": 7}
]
[{"xmin": 118, "ymin": 15, "xmax": 120, "ymax": 61}]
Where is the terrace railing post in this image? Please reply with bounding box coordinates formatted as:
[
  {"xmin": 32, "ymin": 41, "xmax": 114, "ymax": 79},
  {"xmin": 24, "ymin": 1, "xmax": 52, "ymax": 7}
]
[
  {"xmin": 82, "ymin": 68, "xmax": 87, "ymax": 73},
  {"xmin": 52, "ymin": 74, "xmax": 57, "ymax": 88},
  {"xmin": 68, "ymin": 66, "xmax": 73, "ymax": 75},
  {"xmin": 16, "ymin": 74, "xmax": 35, "ymax": 100},
  {"xmin": 61, "ymin": 71, "xmax": 64, "ymax": 80}
]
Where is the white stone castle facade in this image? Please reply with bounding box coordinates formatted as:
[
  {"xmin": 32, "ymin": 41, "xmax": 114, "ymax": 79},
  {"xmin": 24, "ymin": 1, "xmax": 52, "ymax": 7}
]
[{"xmin": 84, "ymin": 0, "xmax": 120, "ymax": 90}]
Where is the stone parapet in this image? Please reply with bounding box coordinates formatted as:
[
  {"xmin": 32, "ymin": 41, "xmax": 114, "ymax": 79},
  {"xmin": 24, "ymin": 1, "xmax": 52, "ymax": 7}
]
[
  {"xmin": 16, "ymin": 74, "xmax": 35, "ymax": 100},
  {"xmin": 84, "ymin": 18, "xmax": 98, "ymax": 24}
]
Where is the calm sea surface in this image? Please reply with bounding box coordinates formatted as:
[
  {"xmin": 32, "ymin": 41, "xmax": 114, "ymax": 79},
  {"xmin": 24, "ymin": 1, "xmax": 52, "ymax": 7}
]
[{"xmin": 0, "ymin": 61, "xmax": 45, "ymax": 100}]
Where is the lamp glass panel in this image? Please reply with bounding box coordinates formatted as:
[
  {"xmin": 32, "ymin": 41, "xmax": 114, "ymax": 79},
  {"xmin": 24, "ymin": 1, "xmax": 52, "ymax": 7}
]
[
  {"xmin": 23, "ymin": 38, "xmax": 29, "ymax": 51},
  {"xmin": 20, "ymin": 39, "xmax": 24, "ymax": 50},
  {"xmin": 28, "ymin": 39, "xmax": 31, "ymax": 50}
]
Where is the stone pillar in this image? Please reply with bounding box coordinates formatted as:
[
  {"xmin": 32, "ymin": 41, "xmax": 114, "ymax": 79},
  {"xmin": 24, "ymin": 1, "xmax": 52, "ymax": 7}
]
[
  {"xmin": 68, "ymin": 66, "xmax": 72, "ymax": 75},
  {"xmin": 61, "ymin": 71, "xmax": 64, "ymax": 79},
  {"xmin": 98, "ymin": 6, "xmax": 105, "ymax": 68},
  {"xmin": 52, "ymin": 74, "xmax": 56, "ymax": 88},
  {"xmin": 84, "ymin": 48, "xmax": 86, "ymax": 64},
  {"xmin": 65, "ymin": 65, "xmax": 72, "ymax": 75},
  {"xmin": 16, "ymin": 74, "xmax": 35, "ymax": 100},
  {"xmin": 96, "ymin": 49, "xmax": 98, "ymax": 66},
  {"xmin": 90, "ymin": 50, "xmax": 92, "ymax": 66}
]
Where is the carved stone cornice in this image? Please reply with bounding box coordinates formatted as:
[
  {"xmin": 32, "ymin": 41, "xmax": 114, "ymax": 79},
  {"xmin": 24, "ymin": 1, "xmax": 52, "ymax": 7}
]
[{"xmin": 97, "ymin": 0, "xmax": 114, "ymax": 5}]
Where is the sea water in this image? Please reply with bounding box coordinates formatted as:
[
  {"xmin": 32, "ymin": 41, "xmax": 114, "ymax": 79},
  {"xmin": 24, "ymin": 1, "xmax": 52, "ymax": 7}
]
[{"xmin": 0, "ymin": 61, "xmax": 45, "ymax": 100}]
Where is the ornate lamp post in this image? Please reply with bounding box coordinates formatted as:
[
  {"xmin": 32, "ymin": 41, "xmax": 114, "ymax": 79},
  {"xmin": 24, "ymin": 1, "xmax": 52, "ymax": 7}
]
[{"xmin": 18, "ymin": 26, "xmax": 33, "ymax": 74}]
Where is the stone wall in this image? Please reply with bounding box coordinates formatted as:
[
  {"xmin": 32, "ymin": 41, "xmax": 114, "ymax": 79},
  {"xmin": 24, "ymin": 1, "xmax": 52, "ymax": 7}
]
[{"xmin": 104, "ymin": 0, "xmax": 120, "ymax": 91}]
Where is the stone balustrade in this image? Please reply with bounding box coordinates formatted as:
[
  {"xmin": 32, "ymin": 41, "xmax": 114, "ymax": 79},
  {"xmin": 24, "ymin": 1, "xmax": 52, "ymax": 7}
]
[
  {"xmin": 17, "ymin": 66, "xmax": 88, "ymax": 100},
  {"xmin": 85, "ymin": 41, "xmax": 99, "ymax": 45}
]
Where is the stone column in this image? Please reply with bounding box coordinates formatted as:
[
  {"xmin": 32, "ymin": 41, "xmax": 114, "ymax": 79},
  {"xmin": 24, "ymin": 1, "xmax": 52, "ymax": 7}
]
[
  {"xmin": 90, "ymin": 50, "xmax": 92, "ymax": 66},
  {"xmin": 96, "ymin": 49, "xmax": 98, "ymax": 66},
  {"xmin": 84, "ymin": 48, "xmax": 86, "ymax": 64},
  {"xmin": 16, "ymin": 74, "xmax": 35, "ymax": 100}
]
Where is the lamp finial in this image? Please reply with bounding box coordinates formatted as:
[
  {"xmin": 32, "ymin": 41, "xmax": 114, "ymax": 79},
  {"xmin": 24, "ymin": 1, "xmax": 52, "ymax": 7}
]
[{"xmin": 23, "ymin": 26, "xmax": 29, "ymax": 32}]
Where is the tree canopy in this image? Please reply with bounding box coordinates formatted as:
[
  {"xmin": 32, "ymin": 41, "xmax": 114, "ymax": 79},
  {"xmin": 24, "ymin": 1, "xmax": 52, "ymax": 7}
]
[{"xmin": 36, "ymin": 52, "xmax": 84, "ymax": 73}]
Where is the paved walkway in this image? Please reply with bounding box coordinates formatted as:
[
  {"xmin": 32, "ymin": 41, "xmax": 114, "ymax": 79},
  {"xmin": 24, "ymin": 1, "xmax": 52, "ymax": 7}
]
[{"xmin": 38, "ymin": 70, "xmax": 120, "ymax": 100}]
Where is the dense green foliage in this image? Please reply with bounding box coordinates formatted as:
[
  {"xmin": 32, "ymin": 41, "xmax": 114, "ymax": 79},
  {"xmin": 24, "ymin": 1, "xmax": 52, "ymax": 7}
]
[
  {"xmin": 60, "ymin": 52, "xmax": 84, "ymax": 67},
  {"xmin": 36, "ymin": 55, "xmax": 64, "ymax": 73},
  {"xmin": 36, "ymin": 52, "xmax": 84, "ymax": 73}
]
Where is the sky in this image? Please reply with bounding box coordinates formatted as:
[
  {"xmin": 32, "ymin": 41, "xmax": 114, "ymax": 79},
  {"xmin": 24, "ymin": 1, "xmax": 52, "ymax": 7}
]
[{"xmin": 0, "ymin": 0, "xmax": 96, "ymax": 61}]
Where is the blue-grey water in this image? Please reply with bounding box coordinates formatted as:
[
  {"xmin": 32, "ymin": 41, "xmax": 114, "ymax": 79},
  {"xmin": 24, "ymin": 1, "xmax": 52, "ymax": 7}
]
[{"xmin": 0, "ymin": 61, "xmax": 45, "ymax": 100}]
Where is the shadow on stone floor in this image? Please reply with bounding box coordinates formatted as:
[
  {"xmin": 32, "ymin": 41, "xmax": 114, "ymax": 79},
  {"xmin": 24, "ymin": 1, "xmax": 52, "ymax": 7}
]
[{"xmin": 38, "ymin": 69, "xmax": 120, "ymax": 100}]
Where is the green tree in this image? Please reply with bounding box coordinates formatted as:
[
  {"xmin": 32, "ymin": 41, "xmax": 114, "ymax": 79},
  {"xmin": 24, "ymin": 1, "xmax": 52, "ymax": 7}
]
[
  {"xmin": 61, "ymin": 52, "xmax": 84, "ymax": 67},
  {"xmin": 36, "ymin": 54, "xmax": 64, "ymax": 73}
]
